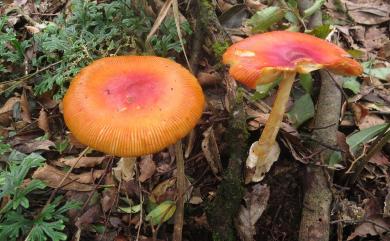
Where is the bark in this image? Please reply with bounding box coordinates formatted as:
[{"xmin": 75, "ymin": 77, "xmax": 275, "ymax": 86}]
[{"xmin": 298, "ymin": 2, "xmax": 338, "ymax": 241}]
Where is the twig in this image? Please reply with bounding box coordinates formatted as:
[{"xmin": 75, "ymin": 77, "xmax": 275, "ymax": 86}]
[
  {"xmin": 136, "ymin": 170, "xmax": 144, "ymax": 241},
  {"xmin": 173, "ymin": 141, "xmax": 185, "ymax": 241},
  {"xmin": 325, "ymin": 70, "xmax": 349, "ymax": 101}
]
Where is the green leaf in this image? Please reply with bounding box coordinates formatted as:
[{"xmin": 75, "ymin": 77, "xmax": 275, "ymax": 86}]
[
  {"xmin": 55, "ymin": 139, "xmax": 69, "ymax": 154},
  {"xmin": 342, "ymin": 77, "xmax": 360, "ymax": 94},
  {"xmin": 248, "ymin": 6, "xmax": 285, "ymax": 33},
  {"xmin": 364, "ymin": 67, "xmax": 390, "ymax": 81},
  {"xmin": 299, "ymin": 73, "xmax": 313, "ymax": 93},
  {"xmin": 309, "ymin": 24, "xmax": 332, "ymax": 39},
  {"xmin": 346, "ymin": 49, "xmax": 365, "ymax": 58},
  {"xmin": 327, "ymin": 151, "xmax": 342, "ymax": 166},
  {"xmin": 287, "ymin": 93, "xmax": 315, "ymax": 128},
  {"xmin": 347, "ymin": 124, "xmax": 388, "ymax": 154},
  {"xmin": 146, "ymin": 200, "xmax": 176, "ymax": 225},
  {"xmin": 304, "ymin": 0, "xmax": 325, "ymax": 18},
  {"xmin": 119, "ymin": 204, "xmax": 141, "ymax": 214},
  {"xmin": 253, "ymin": 81, "xmax": 278, "ymax": 100}
]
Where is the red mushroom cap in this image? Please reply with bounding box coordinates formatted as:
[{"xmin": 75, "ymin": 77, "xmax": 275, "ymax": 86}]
[
  {"xmin": 63, "ymin": 56, "xmax": 205, "ymax": 157},
  {"xmin": 223, "ymin": 31, "xmax": 363, "ymax": 88}
]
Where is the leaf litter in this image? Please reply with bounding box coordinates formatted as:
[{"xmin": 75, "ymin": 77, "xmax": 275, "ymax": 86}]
[{"xmin": 0, "ymin": 0, "xmax": 389, "ymax": 240}]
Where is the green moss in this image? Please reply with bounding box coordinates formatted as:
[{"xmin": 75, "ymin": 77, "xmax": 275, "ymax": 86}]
[
  {"xmin": 207, "ymin": 171, "xmax": 244, "ymax": 241},
  {"xmin": 207, "ymin": 89, "xmax": 248, "ymax": 241},
  {"xmin": 212, "ymin": 41, "xmax": 230, "ymax": 58}
]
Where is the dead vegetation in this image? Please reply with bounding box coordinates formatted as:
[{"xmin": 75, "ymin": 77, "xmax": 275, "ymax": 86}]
[{"xmin": 0, "ymin": 0, "xmax": 389, "ymax": 240}]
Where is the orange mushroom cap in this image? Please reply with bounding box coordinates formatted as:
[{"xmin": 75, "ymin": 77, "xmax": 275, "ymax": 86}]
[
  {"xmin": 63, "ymin": 56, "xmax": 205, "ymax": 157},
  {"xmin": 223, "ymin": 31, "xmax": 363, "ymax": 88}
]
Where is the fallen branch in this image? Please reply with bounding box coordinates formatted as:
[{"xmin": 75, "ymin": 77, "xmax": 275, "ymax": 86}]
[{"xmin": 297, "ymin": 2, "xmax": 336, "ymax": 241}]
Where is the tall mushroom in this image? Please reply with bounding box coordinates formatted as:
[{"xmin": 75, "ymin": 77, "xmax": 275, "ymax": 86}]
[
  {"xmin": 63, "ymin": 56, "xmax": 204, "ymax": 234},
  {"xmin": 223, "ymin": 31, "xmax": 362, "ymax": 183}
]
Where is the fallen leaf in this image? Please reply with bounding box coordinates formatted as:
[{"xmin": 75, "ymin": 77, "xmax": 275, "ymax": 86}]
[
  {"xmin": 113, "ymin": 157, "xmax": 136, "ymax": 182},
  {"xmin": 139, "ymin": 155, "xmax": 156, "ymax": 182},
  {"xmin": 102, "ymin": 187, "xmax": 117, "ymax": 213},
  {"xmin": 0, "ymin": 97, "xmax": 20, "ymax": 115},
  {"xmin": 146, "ymin": 200, "xmax": 176, "ymax": 225},
  {"xmin": 357, "ymin": 114, "xmax": 385, "ymax": 130},
  {"xmin": 58, "ymin": 156, "xmax": 105, "ymax": 168},
  {"xmin": 338, "ymin": 199, "xmax": 365, "ymax": 221},
  {"xmin": 76, "ymin": 204, "xmax": 102, "ymax": 229},
  {"xmin": 287, "ymin": 93, "xmax": 315, "ymax": 128},
  {"xmin": 369, "ymin": 151, "xmax": 390, "ymax": 166},
  {"xmin": 347, "ymin": 216, "xmax": 390, "ymax": 240},
  {"xmin": 25, "ymin": 25, "xmax": 40, "ymax": 34},
  {"xmin": 235, "ymin": 184, "xmax": 270, "ymax": 241},
  {"xmin": 67, "ymin": 132, "xmax": 87, "ymax": 149},
  {"xmin": 343, "ymin": 0, "xmax": 390, "ymax": 25},
  {"xmin": 20, "ymin": 90, "xmax": 32, "ymax": 123},
  {"xmin": 197, "ymin": 71, "xmax": 222, "ymax": 86},
  {"xmin": 14, "ymin": 139, "xmax": 55, "ymax": 153},
  {"xmin": 38, "ymin": 108, "xmax": 50, "ymax": 134},
  {"xmin": 351, "ymin": 103, "xmax": 369, "ymax": 122},
  {"xmin": 32, "ymin": 164, "xmax": 101, "ymax": 191},
  {"xmin": 247, "ymin": 6, "xmax": 284, "ymax": 33},
  {"xmin": 363, "ymin": 26, "xmax": 388, "ymax": 51},
  {"xmin": 150, "ymin": 178, "xmax": 176, "ymax": 204},
  {"xmin": 184, "ymin": 129, "xmax": 196, "ymax": 158},
  {"xmin": 201, "ymin": 126, "xmax": 222, "ymax": 175}
]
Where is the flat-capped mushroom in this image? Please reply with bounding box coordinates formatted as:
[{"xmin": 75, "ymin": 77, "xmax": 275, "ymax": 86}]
[
  {"xmin": 63, "ymin": 56, "xmax": 204, "ymax": 157},
  {"xmin": 63, "ymin": 56, "xmax": 204, "ymax": 234},
  {"xmin": 223, "ymin": 31, "xmax": 362, "ymax": 183}
]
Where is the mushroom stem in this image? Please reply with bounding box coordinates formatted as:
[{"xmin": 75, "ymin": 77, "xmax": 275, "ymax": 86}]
[{"xmin": 253, "ymin": 71, "xmax": 296, "ymax": 156}]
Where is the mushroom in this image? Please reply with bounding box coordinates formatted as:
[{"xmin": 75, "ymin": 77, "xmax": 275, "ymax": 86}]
[
  {"xmin": 63, "ymin": 56, "xmax": 204, "ymax": 230},
  {"xmin": 223, "ymin": 31, "xmax": 362, "ymax": 183},
  {"xmin": 63, "ymin": 56, "xmax": 204, "ymax": 157}
]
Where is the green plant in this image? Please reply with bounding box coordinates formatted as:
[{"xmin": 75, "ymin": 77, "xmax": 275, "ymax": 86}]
[
  {"xmin": 0, "ymin": 16, "xmax": 31, "ymax": 76},
  {"xmin": 1, "ymin": 0, "xmax": 192, "ymax": 99},
  {"xmin": 0, "ymin": 152, "xmax": 80, "ymax": 241}
]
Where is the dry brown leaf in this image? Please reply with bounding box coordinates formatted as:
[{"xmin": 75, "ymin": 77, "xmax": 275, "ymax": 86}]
[
  {"xmin": 77, "ymin": 170, "xmax": 105, "ymax": 183},
  {"xmin": 235, "ymin": 184, "xmax": 270, "ymax": 241},
  {"xmin": 343, "ymin": 0, "xmax": 390, "ymax": 25},
  {"xmin": 201, "ymin": 126, "xmax": 222, "ymax": 175},
  {"xmin": 14, "ymin": 139, "xmax": 55, "ymax": 153},
  {"xmin": 384, "ymin": 188, "xmax": 390, "ymax": 217},
  {"xmin": 347, "ymin": 216, "xmax": 390, "ymax": 240},
  {"xmin": 101, "ymin": 187, "xmax": 117, "ymax": 213},
  {"xmin": 38, "ymin": 108, "xmax": 50, "ymax": 134},
  {"xmin": 150, "ymin": 178, "xmax": 176, "ymax": 203},
  {"xmin": 20, "ymin": 90, "xmax": 32, "ymax": 123},
  {"xmin": 363, "ymin": 26, "xmax": 388, "ymax": 51},
  {"xmin": 245, "ymin": 0, "xmax": 267, "ymax": 11},
  {"xmin": 351, "ymin": 103, "xmax": 369, "ymax": 123},
  {"xmin": 75, "ymin": 204, "xmax": 102, "ymax": 229},
  {"xmin": 369, "ymin": 152, "xmax": 390, "ymax": 166},
  {"xmin": 338, "ymin": 199, "xmax": 365, "ymax": 221},
  {"xmin": 113, "ymin": 157, "xmax": 136, "ymax": 182},
  {"xmin": 197, "ymin": 71, "xmax": 222, "ymax": 86},
  {"xmin": 32, "ymin": 164, "xmax": 96, "ymax": 191},
  {"xmin": 58, "ymin": 156, "xmax": 105, "ymax": 168},
  {"xmin": 0, "ymin": 97, "xmax": 20, "ymax": 115},
  {"xmin": 184, "ymin": 129, "xmax": 196, "ymax": 158},
  {"xmin": 25, "ymin": 25, "xmax": 40, "ymax": 34},
  {"xmin": 139, "ymin": 155, "xmax": 156, "ymax": 182},
  {"xmin": 358, "ymin": 114, "xmax": 385, "ymax": 130},
  {"xmin": 67, "ymin": 132, "xmax": 87, "ymax": 149}
]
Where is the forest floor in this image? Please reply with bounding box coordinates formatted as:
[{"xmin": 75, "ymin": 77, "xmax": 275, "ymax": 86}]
[{"xmin": 0, "ymin": 0, "xmax": 389, "ymax": 240}]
